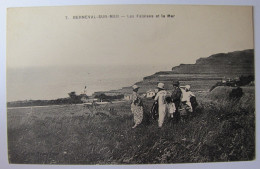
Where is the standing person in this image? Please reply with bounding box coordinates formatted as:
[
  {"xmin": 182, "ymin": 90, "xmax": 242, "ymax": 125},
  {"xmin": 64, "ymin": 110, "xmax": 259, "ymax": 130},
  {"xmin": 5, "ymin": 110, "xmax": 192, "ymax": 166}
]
[
  {"xmin": 131, "ymin": 85, "xmax": 144, "ymax": 128},
  {"xmin": 154, "ymin": 83, "xmax": 167, "ymax": 128},
  {"xmin": 181, "ymin": 85, "xmax": 195, "ymax": 113},
  {"xmin": 150, "ymin": 88, "xmax": 159, "ymax": 120},
  {"xmin": 171, "ymin": 81, "xmax": 182, "ymax": 122}
]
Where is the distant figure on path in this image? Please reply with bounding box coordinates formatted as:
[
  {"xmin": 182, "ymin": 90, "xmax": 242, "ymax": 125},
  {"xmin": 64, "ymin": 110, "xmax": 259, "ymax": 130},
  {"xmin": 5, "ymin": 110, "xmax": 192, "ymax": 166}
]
[
  {"xmin": 154, "ymin": 83, "xmax": 167, "ymax": 128},
  {"xmin": 131, "ymin": 85, "xmax": 144, "ymax": 128}
]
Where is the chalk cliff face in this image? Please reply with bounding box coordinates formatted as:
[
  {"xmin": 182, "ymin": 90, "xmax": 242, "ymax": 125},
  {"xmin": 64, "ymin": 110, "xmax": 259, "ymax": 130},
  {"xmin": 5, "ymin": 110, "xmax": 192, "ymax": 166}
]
[
  {"xmin": 171, "ymin": 49, "xmax": 254, "ymax": 75},
  {"xmin": 95, "ymin": 49, "xmax": 254, "ymax": 95}
]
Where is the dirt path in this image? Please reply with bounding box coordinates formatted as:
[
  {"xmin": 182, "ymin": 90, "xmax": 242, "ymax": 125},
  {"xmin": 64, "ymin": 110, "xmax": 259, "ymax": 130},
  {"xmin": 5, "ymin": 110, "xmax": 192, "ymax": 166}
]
[{"xmin": 7, "ymin": 100, "xmax": 128, "ymax": 110}]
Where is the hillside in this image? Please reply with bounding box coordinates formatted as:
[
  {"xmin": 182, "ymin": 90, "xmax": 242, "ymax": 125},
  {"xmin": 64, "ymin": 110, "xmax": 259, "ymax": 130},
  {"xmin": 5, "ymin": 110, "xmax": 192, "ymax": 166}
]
[
  {"xmin": 172, "ymin": 49, "xmax": 254, "ymax": 75},
  {"xmin": 96, "ymin": 49, "xmax": 254, "ymax": 96},
  {"xmin": 8, "ymin": 86, "xmax": 255, "ymax": 164}
]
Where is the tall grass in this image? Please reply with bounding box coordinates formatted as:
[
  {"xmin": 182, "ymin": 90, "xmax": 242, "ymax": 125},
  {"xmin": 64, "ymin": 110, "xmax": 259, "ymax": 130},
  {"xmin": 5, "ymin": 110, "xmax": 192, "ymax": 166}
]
[{"xmin": 7, "ymin": 88, "xmax": 255, "ymax": 164}]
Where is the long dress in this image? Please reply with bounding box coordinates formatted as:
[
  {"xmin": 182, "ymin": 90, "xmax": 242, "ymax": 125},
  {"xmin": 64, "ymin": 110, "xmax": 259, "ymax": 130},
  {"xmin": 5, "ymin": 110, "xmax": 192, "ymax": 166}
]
[
  {"xmin": 154, "ymin": 90, "xmax": 167, "ymax": 127},
  {"xmin": 131, "ymin": 91, "xmax": 143, "ymax": 127}
]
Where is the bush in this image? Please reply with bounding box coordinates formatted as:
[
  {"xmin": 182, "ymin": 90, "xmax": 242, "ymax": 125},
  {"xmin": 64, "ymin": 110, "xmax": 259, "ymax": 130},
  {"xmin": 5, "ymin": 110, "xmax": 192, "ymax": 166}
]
[
  {"xmin": 229, "ymin": 87, "xmax": 243, "ymax": 100},
  {"xmin": 237, "ymin": 75, "xmax": 254, "ymax": 86}
]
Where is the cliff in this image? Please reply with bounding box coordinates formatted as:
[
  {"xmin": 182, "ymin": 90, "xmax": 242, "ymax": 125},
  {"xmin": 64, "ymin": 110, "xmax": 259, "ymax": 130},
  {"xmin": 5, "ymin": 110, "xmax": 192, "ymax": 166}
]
[
  {"xmin": 97, "ymin": 49, "xmax": 255, "ymax": 95},
  {"xmin": 171, "ymin": 49, "xmax": 254, "ymax": 75}
]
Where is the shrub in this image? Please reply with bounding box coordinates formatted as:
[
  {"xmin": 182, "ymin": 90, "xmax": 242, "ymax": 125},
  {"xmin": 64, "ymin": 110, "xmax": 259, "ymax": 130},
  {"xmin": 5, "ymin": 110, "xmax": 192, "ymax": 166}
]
[{"xmin": 229, "ymin": 87, "xmax": 243, "ymax": 100}]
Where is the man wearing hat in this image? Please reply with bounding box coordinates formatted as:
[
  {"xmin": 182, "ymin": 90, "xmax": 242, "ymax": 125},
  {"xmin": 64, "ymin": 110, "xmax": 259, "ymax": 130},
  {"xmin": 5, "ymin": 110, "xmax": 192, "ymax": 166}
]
[{"xmin": 154, "ymin": 82, "xmax": 167, "ymax": 128}]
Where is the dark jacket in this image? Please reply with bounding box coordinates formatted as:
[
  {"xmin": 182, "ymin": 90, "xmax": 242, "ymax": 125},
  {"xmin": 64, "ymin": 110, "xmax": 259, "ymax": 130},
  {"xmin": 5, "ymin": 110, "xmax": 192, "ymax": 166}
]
[
  {"xmin": 190, "ymin": 96, "xmax": 198, "ymax": 110},
  {"xmin": 171, "ymin": 87, "xmax": 182, "ymax": 107},
  {"xmin": 150, "ymin": 100, "xmax": 159, "ymax": 120}
]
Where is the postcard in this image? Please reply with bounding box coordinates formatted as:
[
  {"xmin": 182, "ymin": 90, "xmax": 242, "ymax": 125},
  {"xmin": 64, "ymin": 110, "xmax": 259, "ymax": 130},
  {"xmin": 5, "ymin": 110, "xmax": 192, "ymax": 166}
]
[{"xmin": 6, "ymin": 4, "xmax": 255, "ymax": 165}]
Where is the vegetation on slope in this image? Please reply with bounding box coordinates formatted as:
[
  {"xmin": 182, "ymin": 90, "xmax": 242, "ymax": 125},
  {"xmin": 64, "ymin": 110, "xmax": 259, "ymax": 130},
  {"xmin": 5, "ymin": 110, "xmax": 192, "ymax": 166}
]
[{"xmin": 8, "ymin": 87, "xmax": 255, "ymax": 164}]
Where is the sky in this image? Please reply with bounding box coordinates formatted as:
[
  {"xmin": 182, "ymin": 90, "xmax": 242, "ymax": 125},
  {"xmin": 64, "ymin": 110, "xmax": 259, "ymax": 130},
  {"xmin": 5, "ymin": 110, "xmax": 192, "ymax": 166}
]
[{"xmin": 6, "ymin": 5, "xmax": 254, "ymax": 69}]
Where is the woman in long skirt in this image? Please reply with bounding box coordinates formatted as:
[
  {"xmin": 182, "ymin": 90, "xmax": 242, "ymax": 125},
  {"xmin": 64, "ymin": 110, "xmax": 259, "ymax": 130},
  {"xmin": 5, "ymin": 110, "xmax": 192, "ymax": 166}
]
[{"xmin": 131, "ymin": 85, "xmax": 143, "ymax": 128}]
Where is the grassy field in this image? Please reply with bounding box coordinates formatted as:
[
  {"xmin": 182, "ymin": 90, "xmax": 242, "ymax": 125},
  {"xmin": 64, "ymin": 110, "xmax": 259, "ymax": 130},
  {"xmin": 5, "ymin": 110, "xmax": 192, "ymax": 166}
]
[{"xmin": 7, "ymin": 86, "xmax": 255, "ymax": 164}]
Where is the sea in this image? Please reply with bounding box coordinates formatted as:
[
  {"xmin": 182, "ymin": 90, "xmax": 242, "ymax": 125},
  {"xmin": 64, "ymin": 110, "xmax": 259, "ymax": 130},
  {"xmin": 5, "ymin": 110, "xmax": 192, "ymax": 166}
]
[{"xmin": 7, "ymin": 64, "xmax": 171, "ymax": 102}]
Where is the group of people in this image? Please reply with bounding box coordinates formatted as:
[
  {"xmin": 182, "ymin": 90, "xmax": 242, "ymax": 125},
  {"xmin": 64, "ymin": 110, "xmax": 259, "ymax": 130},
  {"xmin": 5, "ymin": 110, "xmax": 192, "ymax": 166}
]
[{"xmin": 130, "ymin": 81, "xmax": 197, "ymax": 128}]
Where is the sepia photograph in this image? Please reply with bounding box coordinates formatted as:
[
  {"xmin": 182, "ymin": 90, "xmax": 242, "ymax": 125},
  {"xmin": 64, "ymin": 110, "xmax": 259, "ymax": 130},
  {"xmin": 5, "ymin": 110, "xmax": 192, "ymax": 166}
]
[{"xmin": 4, "ymin": 3, "xmax": 256, "ymax": 166}]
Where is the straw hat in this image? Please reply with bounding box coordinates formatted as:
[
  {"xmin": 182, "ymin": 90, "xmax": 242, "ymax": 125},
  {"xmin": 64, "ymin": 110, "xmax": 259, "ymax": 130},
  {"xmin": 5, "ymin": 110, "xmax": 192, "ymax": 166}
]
[
  {"xmin": 157, "ymin": 83, "xmax": 165, "ymax": 89},
  {"xmin": 185, "ymin": 85, "xmax": 191, "ymax": 91},
  {"xmin": 132, "ymin": 85, "xmax": 140, "ymax": 90}
]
